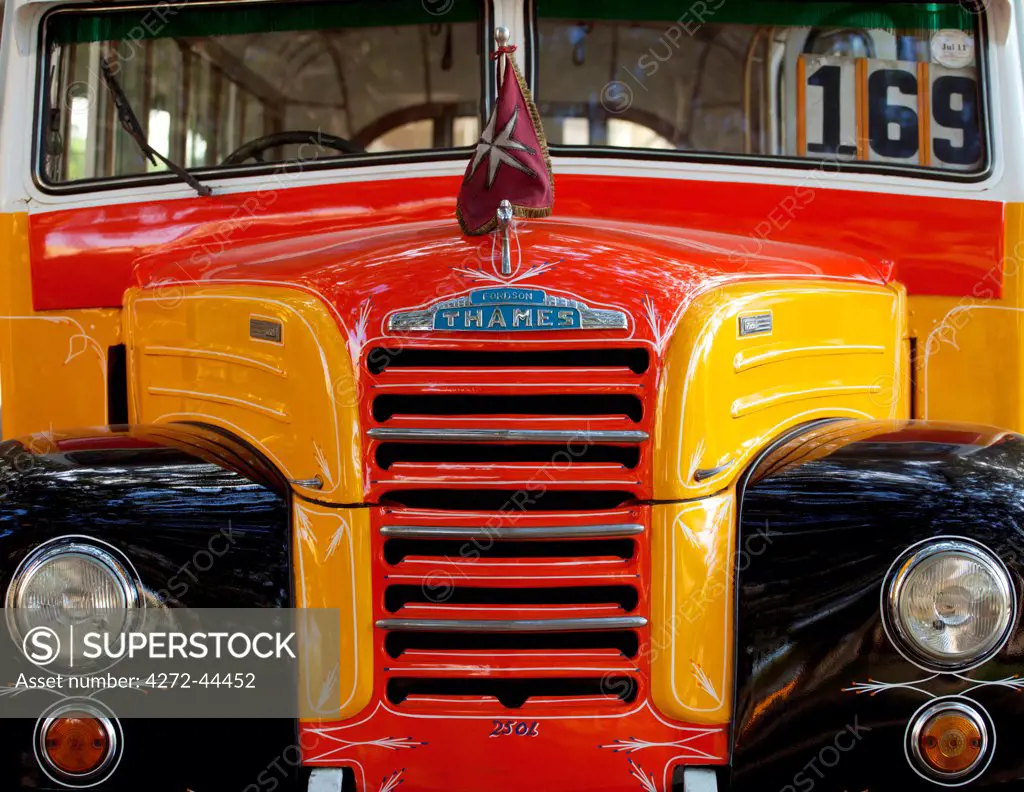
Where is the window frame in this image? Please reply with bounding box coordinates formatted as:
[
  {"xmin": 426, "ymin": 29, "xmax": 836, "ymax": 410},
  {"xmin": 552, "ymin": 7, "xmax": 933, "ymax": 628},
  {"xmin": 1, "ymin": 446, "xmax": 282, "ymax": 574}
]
[
  {"xmin": 526, "ymin": 0, "xmax": 995, "ymax": 184},
  {"xmin": 32, "ymin": 0, "xmax": 496, "ymax": 195}
]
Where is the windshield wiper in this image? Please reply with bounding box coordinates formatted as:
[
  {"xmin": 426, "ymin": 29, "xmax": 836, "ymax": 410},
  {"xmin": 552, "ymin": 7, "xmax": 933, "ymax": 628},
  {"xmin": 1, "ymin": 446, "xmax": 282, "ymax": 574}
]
[{"xmin": 99, "ymin": 56, "xmax": 212, "ymax": 197}]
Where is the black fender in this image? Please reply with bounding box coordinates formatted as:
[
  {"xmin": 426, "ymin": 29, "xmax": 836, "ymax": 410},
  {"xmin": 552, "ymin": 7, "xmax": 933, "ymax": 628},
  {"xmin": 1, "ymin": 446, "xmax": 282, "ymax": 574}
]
[
  {"xmin": 0, "ymin": 424, "xmax": 301, "ymax": 791},
  {"xmin": 0, "ymin": 424, "xmax": 290, "ymax": 606},
  {"xmin": 731, "ymin": 420, "xmax": 1024, "ymax": 791}
]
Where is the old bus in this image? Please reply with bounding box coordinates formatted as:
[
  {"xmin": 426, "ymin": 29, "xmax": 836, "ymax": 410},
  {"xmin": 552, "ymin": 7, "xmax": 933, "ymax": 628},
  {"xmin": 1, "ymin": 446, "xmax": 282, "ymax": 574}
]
[{"xmin": 0, "ymin": 0, "xmax": 1022, "ymax": 789}]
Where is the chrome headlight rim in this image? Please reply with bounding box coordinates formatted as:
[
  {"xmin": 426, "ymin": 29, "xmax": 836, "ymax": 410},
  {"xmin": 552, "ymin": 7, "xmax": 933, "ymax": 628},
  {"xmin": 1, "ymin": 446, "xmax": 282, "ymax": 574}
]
[
  {"xmin": 883, "ymin": 536, "xmax": 1016, "ymax": 672},
  {"xmin": 905, "ymin": 696, "xmax": 994, "ymax": 785},
  {"xmin": 32, "ymin": 698, "xmax": 124, "ymax": 787},
  {"xmin": 5, "ymin": 536, "xmax": 145, "ymax": 663},
  {"xmin": 5, "ymin": 535, "xmax": 143, "ymax": 611}
]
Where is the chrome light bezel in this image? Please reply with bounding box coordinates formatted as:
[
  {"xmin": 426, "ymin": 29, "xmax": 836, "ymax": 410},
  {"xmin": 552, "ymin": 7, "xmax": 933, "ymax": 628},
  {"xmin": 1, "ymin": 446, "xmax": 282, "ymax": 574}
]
[
  {"xmin": 884, "ymin": 537, "xmax": 1015, "ymax": 672},
  {"xmin": 5, "ymin": 536, "xmax": 144, "ymax": 664},
  {"xmin": 905, "ymin": 697, "xmax": 993, "ymax": 785},
  {"xmin": 33, "ymin": 698, "xmax": 123, "ymax": 787},
  {"xmin": 5, "ymin": 536, "xmax": 142, "ymax": 612}
]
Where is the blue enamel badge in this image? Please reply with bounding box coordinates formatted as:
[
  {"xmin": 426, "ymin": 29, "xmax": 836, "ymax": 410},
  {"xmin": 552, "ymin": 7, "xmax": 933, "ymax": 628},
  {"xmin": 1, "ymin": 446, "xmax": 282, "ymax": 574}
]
[{"xmin": 388, "ymin": 288, "xmax": 627, "ymax": 333}]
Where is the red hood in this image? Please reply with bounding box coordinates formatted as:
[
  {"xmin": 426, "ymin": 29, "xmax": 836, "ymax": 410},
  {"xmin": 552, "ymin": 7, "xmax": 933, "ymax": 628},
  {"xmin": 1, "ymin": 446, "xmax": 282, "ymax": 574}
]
[
  {"xmin": 31, "ymin": 174, "xmax": 1004, "ymax": 313},
  {"xmin": 133, "ymin": 215, "xmax": 886, "ymax": 343}
]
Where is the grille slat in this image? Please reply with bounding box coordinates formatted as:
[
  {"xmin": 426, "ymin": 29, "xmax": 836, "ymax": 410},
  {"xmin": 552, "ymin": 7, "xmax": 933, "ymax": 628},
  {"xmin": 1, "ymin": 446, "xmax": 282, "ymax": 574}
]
[
  {"xmin": 380, "ymin": 524, "xmax": 644, "ymax": 539},
  {"xmin": 386, "ymin": 676, "xmax": 639, "ymax": 708},
  {"xmin": 391, "ymin": 652, "xmax": 639, "ymax": 674},
  {"xmin": 376, "ymin": 441, "xmax": 640, "ymax": 471},
  {"xmin": 373, "ymin": 462, "xmax": 641, "ymax": 488},
  {"xmin": 373, "ymin": 393, "xmax": 644, "ymax": 422},
  {"xmin": 376, "ymin": 616, "xmax": 648, "ymax": 632},
  {"xmin": 379, "ymin": 489, "xmax": 638, "ymax": 511},
  {"xmin": 384, "ymin": 630, "xmax": 641, "ymax": 658},
  {"xmin": 384, "ymin": 537, "xmax": 636, "ymax": 563},
  {"xmin": 368, "ymin": 347, "xmax": 650, "ymax": 375},
  {"xmin": 384, "ymin": 583, "xmax": 639, "ymax": 611},
  {"xmin": 367, "ymin": 427, "xmax": 648, "ymax": 443}
]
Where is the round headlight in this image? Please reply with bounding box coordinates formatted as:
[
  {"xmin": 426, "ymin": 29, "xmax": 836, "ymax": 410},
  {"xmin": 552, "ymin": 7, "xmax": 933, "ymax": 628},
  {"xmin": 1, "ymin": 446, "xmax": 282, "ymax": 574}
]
[
  {"xmin": 5, "ymin": 537, "xmax": 142, "ymax": 669},
  {"xmin": 885, "ymin": 539, "xmax": 1015, "ymax": 670}
]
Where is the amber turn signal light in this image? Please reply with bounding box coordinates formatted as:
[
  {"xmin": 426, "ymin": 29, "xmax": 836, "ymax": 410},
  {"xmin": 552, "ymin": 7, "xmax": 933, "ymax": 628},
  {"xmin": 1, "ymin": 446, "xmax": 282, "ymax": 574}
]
[
  {"xmin": 910, "ymin": 700, "xmax": 990, "ymax": 782},
  {"xmin": 919, "ymin": 712, "xmax": 982, "ymax": 773},
  {"xmin": 43, "ymin": 714, "xmax": 109, "ymax": 775}
]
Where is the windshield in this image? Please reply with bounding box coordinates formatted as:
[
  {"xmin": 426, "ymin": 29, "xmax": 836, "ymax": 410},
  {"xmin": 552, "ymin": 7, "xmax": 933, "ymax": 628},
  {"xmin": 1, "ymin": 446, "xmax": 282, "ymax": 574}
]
[
  {"xmin": 40, "ymin": 0, "xmax": 485, "ymax": 186},
  {"xmin": 536, "ymin": 0, "xmax": 985, "ymax": 174}
]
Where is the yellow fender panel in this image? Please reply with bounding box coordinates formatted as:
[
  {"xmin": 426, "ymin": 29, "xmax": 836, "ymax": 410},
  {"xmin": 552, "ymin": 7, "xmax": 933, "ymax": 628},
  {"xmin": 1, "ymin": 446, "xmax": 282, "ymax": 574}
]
[
  {"xmin": 294, "ymin": 502, "xmax": 374, "ymax": 722},
  {"xmin": 125, "ymin": 284, "xmax": 362, "ymax": 502},
  {"xmin": 654, "ymin": 279, "xmax": 907, "ymax": 500}
]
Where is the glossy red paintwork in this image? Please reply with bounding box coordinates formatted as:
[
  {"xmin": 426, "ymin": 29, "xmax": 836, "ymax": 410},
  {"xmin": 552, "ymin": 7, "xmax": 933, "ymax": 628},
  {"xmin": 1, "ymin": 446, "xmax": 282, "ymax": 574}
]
[
  {"xmin": 299, "ymin": 688, "xmax": 728, "ymax": 792},
  {"xmin": 28, "ymin": 173, "xmax": 1003, "ymax": 311},
  {"xmin": 122, "ymin": 211, "xmax": 885, "ymax": 364},
  {"xmin": 295, "ymin": 288, "xmax": 720, "ymax": 787},
  {"xmin": 302, "ymin": 503, "xmax": 710, "ymax": 792}
]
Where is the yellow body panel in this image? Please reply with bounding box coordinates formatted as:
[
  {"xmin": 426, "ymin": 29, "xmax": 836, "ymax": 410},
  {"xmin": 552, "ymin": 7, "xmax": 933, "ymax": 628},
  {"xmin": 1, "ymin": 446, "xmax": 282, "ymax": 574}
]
[
  {"xmin": 124, "ymin": 284, "xmax": 362, "ymax": 502},
  {"xmin": 648, "ymin": 279, "xmax": 907, "ymax": 724},
  {"xmin": 650, "ymin": 493, "xmax": 736, "ymax": 725},
  {"xmin": 0, "ymin": 214, "xmax": 121, "ymax": 438},
  {"xmin": 293, "ymin": 501, "xmax": 374, "ymax": 721},
  {"xmin": 913, "ymin": 204, "xmax": 1024, "ymax": 428},
  {"xmin": 653, "ymin": 279, "xmax": 908, "ymax": 500}
]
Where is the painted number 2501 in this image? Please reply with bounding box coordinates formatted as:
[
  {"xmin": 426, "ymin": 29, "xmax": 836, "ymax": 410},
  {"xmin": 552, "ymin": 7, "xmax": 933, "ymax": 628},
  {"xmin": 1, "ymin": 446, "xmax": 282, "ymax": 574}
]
[{"xmin": 489, "ymin": 720, "xmax": 540, "ymax": 737}]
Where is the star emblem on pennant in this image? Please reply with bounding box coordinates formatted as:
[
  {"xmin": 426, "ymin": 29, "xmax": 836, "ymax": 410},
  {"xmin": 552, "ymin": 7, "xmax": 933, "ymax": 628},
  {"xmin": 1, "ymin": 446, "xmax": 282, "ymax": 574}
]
[{"xmin": 467, "ymin": 105, "xmax": 537, "ymax": 190}]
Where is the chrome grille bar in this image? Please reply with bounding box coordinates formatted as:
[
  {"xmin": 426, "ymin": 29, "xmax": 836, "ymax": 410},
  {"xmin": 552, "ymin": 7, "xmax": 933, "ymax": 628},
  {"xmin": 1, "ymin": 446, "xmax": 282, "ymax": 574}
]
[
  {"xmin": 376, "ymin": 616, "xmax": 648, "ymax": 632},
  {"xmin": 380, "ymin": 524, "xmax": 644, "ymax": 539},
  {"xmin": 367, "ymin": 428, "xmax": 648, "ymax": 443}
]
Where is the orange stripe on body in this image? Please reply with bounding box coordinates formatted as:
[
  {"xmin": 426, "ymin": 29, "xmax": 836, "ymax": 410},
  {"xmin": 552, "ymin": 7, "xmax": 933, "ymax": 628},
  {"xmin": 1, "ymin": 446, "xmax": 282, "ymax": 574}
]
[{"xmin": 918, "ymin": 61, "xmax": 931, "ymax": 167}]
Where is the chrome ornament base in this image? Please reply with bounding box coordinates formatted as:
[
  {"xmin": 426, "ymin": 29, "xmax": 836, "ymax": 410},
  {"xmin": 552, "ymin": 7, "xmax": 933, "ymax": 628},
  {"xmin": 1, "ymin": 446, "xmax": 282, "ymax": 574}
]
[{"xmin": 497, "ymin": 198, "xmax": 513, "ymax": 276}]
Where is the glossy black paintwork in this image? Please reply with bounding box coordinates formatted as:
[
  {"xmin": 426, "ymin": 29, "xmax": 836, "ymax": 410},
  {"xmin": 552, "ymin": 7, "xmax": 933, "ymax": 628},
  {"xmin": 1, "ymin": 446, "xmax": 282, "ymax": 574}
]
[
  {"xmin": 0, "ymin": 424, "xmax": 289, "ymax": 606},
  {"xmin": 0, "ymin": 424, "xmax": 300, "ymax": 791},
  {"xmin": 732, "ymin": 421, "xmax": 1024, "ymax": 791}
]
